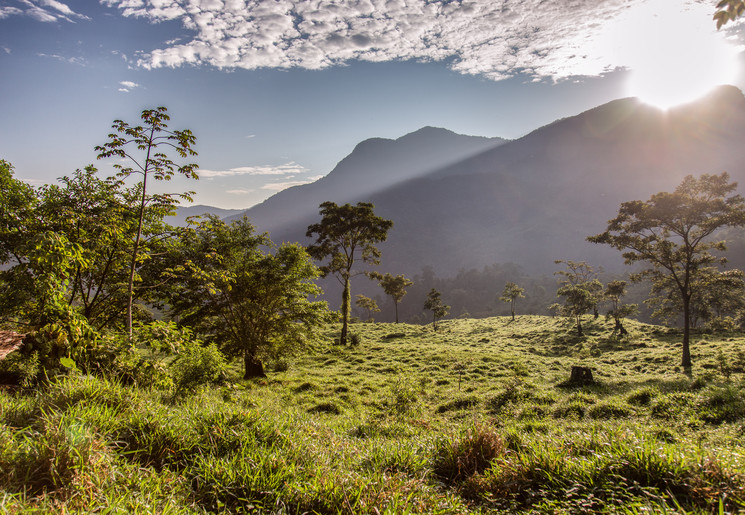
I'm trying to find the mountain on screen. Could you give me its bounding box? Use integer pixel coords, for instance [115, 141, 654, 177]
[171, 205, 245, 227]
[242, 85, 745, 278]
[227, 127, 506, 234]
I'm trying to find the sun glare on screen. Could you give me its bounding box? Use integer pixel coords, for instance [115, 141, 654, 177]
[615, 0, 739, 110]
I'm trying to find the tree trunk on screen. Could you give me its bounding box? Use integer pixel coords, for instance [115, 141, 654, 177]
[394, 300, 399, 324]
[615, 318, 627, 335]
[340, 275, 351, 345]
[576, 316, 583, 337]
[511, 303, 515, 321]
[569, 366, 594, 385]
[243, 353, 266, 379]
[682, 293, 692, 369]
[433, 314, 438, 332]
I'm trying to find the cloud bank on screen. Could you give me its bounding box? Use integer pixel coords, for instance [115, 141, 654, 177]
[100, 0, 729, 81]
[1, 0, 89, 22]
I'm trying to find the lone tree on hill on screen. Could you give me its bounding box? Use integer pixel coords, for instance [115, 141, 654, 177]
[551, 260, 603, 336]
[588, 172, 745, 369]
[95, 107, 198, 338]
[306, 202, 393, 345]
[424, 288, 450, 332]
[499, 282, 525, 321]
[370, 272, 413, 323]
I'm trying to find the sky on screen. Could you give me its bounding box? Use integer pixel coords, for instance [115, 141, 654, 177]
[1, 0, 745, 209]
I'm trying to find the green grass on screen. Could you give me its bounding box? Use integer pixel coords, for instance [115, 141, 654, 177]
[3, 315, 745, 513]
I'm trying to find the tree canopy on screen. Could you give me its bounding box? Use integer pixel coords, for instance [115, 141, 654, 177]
[588, 172, 745, 368]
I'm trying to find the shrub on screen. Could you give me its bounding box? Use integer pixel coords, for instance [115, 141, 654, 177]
[170, 343, 228, 396]
[349, 333, 362, 346]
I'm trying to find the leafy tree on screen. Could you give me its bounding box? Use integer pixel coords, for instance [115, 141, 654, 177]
[95, 107, 198, 338]
[371, 272, 413, 323]
[604, 280, 638, 335]
[499, 281, 525, 321]
[553, 260, 604, 318]
[424, 288, 449, 332]
[306, 202, 393, 345]
[355, 294, 380, 321]
[36, 167, 138, 330]
[0, 160, 40, 268]
[588, 173, 745, 368]
[551, 283, 600, 337]
[645, 267, 745, 330]
[165, 216, 330, 379]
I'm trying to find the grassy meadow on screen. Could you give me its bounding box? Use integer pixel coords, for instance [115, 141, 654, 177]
[3, 315, 745, 513]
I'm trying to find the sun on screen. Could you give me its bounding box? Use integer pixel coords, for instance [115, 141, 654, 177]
[616, 0, 739, 110]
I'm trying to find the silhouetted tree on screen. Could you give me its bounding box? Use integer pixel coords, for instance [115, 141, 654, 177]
[306, 202, 392, 345]
[589, 173, 745, 368]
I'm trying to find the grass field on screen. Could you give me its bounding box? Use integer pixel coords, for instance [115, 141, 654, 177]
[3, 315, 745, 513]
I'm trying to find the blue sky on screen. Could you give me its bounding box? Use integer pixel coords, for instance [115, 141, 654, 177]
[1, 0, 744, 209]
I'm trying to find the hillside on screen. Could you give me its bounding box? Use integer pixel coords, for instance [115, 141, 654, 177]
[228, 127, 506, 236]
[3, 316, 745, 512]
[243, 86, 745, 277]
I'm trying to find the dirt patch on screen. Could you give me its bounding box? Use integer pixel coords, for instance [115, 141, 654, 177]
[0, 330, 25, 360]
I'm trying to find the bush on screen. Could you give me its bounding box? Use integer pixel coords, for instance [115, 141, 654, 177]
[349, 333, 362, 346]
[170, 343, 228, 395]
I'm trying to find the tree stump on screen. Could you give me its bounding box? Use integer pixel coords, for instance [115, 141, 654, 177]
[568, 366, 594, 385]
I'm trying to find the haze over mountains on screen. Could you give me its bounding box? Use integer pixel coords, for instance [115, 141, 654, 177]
[225, 85, 745, 278]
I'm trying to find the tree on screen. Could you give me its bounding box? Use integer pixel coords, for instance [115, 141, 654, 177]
[714, 0, 745, 28]
[588, 173, 745, 368]
[306, 202, 393, 345]
[424, 288, 449, 332]
[551, 283, 599, 337]
[553, 260, 604, 318]
[95, 107, 198, 338]
[355, 294, 380, 321]
[36, 167, 138, 330]
[371, 272, 413, 323]
[645, 267, 745, 330]
[165, 216, 330, 379]
[603, 280, 638, 335]
[499, 282, 525, 321]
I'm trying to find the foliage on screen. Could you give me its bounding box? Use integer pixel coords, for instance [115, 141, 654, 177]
[604, 280, 638, 335]
[95, 107, 198, 337]
[424, 288, 450, 331]
[355, 294, 380, 321]
[714, 0, 745, 28]
[551, 260, 603, 336]
[499, 281, 525, 321]
[170, 342, 228, 396]
[165, 216, 330, 379]
[306, 201, 393, 345]
[371, 272, 414, 323]
[589, 172, 745, 368]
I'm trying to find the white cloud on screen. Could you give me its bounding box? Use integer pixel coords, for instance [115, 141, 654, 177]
[226, 188, 255, 194]
[118, 80, 141, 92]
[101, 0, 738, 82]
[199, 162, 308, 177]
[3, 0, 89, 22]
[37, 52, 87, 65]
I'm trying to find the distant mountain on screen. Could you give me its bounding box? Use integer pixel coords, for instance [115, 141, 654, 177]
[171, 205, 245, 227]
[227, 127, 506, 235]
[242, 85, 745, 278]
